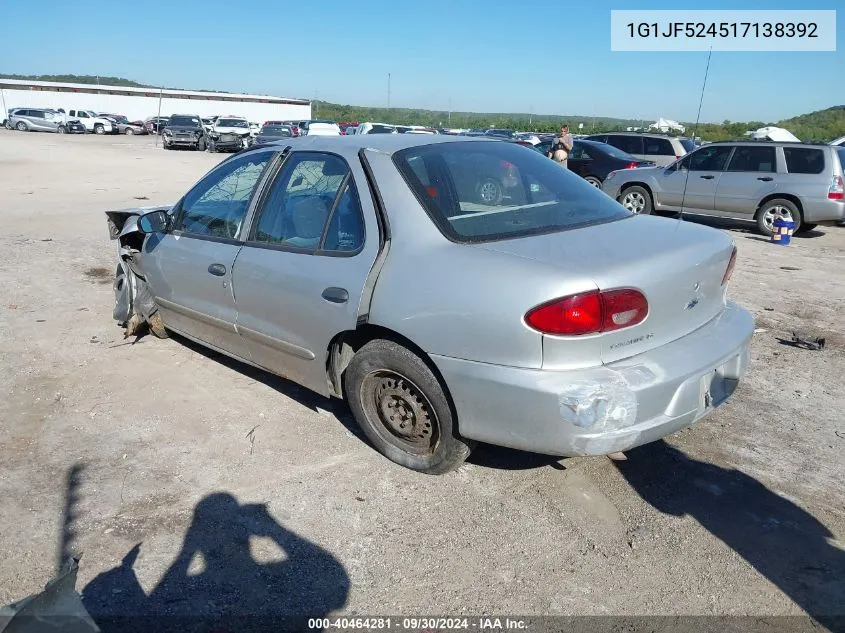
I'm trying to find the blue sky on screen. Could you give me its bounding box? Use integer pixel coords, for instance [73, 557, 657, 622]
[1, 0, 841, 122]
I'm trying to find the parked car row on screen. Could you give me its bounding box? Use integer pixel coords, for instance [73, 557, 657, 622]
[4, 107, 149, 135]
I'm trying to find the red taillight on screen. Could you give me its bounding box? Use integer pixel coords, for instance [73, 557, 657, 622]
[625, 162, 638, 169]
[675, 155, 682, 160]
[525, 289, 648, 336]
[722, 246, 737, 286]
[829, 175, 844, 200]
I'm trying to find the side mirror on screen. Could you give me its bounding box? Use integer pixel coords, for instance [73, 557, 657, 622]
[137, 210, 170, 234]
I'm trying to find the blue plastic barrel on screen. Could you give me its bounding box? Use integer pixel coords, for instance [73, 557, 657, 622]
[771, 217, 796, 245]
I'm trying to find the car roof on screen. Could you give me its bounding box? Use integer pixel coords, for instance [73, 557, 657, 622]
[704, 140, 835, 149]
[251, 134, 501, 155]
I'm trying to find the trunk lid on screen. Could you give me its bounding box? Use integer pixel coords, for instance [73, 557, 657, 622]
[476, 215, 735, 365]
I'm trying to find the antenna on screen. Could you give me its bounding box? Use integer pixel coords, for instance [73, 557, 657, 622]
[679, 47, 713, 223]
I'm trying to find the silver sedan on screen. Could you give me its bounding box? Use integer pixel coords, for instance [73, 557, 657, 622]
[106, 135, 753, 474]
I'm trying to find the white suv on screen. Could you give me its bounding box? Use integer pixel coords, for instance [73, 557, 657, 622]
[66, 110, 114, 134]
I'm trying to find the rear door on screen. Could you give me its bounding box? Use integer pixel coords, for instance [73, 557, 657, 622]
[232, 151, 381, 396]
[142, 148, 278, 356]
[713, 145, 778, 217]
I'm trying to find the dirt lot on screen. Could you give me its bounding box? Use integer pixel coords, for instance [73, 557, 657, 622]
[0, 130, 843, 628]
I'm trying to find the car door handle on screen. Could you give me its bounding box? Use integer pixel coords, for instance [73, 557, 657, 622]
[207, 263, 227, 277]
[322, 287, 349, 304]
[699, 175, 715, 180]
[757, 177, 773, 181]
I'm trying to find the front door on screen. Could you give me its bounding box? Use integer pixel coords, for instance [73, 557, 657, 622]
[141, 148, 278, 356]
[232, 151, 380, 395]
[659, 145, 733, 212]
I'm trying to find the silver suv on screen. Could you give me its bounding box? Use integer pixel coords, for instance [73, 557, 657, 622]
[584, 132, 694, 166]
[7, 108, 63, 133]
[602, 141, 845, 236]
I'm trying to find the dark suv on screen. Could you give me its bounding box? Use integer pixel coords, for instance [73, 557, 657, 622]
[162, 115, 208, 151]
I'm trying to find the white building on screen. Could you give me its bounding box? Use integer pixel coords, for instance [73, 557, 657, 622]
[648, 118, 685, 134]
[0, 79, 311, 123]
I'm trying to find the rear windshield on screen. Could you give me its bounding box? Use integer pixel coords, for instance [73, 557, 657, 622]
[393, 141, 630, 243]
[783, 147, 825, 174]
[589, 141, 635, 161]
[218, 118, 248, 127]
[368, 125, 395, 134]
[679, 139, 696, 152]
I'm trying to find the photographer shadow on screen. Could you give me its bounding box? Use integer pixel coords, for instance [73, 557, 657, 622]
[82, 492, 349, 632]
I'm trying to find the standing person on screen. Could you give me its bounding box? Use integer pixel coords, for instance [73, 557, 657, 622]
[549, 124, 574, 168]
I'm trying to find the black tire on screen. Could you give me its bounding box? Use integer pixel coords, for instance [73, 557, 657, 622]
[617, 185, 653, 215]
[197, 137, 206, 152]
[207, 139, 217, 153]
[15, 121, 28, 132]
[344, 339, 473, 474]
[756, 198, 801, 237]
[125, 127, 134, 135]
[163, 139, 171, 150]
[58, 126, 67, 134]
[584, 175, 602, 188]
[794, 222, 817, 235]
[94, 124, 105, 135]
[147, 312, 169, 339]
[476, 177, 503, 205]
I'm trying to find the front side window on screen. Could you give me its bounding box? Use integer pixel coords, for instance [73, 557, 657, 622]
[176, 150, 274, 239]
[393, 141, 630, 243]
[251, 153, 364, 252]
[783, 147, 825, 174]
[680, 145, 733, 172]
[726, 146, 776, 173]
[78, 111, 89, 118]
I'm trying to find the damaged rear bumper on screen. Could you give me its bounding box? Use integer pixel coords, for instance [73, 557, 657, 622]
[431, 302, 754, 457]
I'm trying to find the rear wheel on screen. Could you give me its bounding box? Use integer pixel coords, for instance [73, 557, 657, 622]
[344, 339, 473, 474]
[756, 198, 801, 237]
[584, 176, 602, 188]
[15, 121, 28, 132]
[618, 185, 653, 215]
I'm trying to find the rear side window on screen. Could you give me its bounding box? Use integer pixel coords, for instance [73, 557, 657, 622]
[393, 141, 630, 243]
[251, 152, 364, 253]
[679, 139, 696, 153]
[644, 137, 675, 156]
[783, 147, 825, 174]
[837, 148, 845, 171]
[726, 146, 776, 173]
[606, 135, 643, 155]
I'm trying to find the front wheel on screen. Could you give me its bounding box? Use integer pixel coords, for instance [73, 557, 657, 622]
[94, 124, 105, 135]
[58, 126, 67, 134]
[756, 198, 801, 237]
[618, 185, 653, 215]
[207, 139, 217, 153]
[125, 127, 134, 135]
[197, 137, 206, 151]
[344, 339, 473, 474]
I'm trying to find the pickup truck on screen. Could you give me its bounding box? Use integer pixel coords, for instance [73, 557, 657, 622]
[66, 110, 115, 134]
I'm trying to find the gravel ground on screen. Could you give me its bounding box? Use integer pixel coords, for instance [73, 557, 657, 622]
[0, 131, 843, 629]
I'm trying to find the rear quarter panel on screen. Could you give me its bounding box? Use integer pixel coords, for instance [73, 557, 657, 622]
[362, 149, 598, 369]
